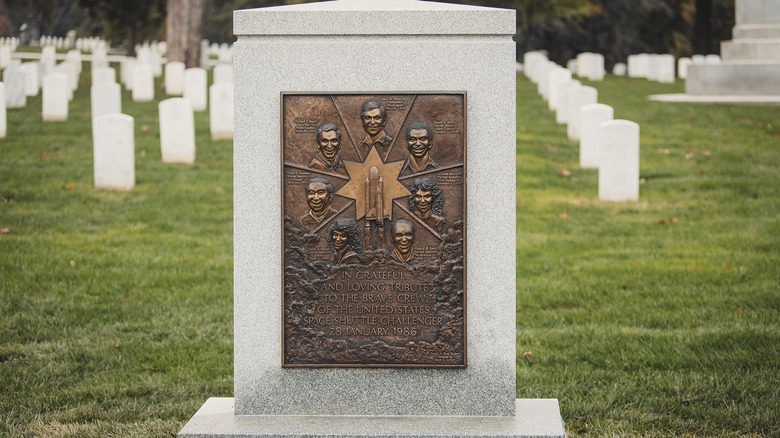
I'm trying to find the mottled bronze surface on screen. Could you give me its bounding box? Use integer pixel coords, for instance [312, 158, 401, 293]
[282, 93, 466, 367]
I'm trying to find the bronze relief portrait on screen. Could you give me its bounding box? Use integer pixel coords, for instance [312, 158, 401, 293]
[282, 93, 466, 367]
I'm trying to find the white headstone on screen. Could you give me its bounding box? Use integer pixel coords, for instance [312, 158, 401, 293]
[164, 61, 185, 95]
[647, 54, 661, 81]
[40, 47, 56, 78]
[577, 53, 591, 77]
[627, 54, 638, 77]
[213, 63, 233, 84]
[555, 80, 581, 125]
[612, 62, 627, 76]
[67, 60, 80, 90]
[121, 58, 136, 90]
[576, 52, 605, 81]
[566, 58, 577, 72]
[66, 50, 82, 75]
[218, 44, 232, 64]
[150, 49, 163, 77]
[629, 53, 650, 78]
[523, 51, 547, 83]
[589, 54, 605, 80]
[50, 64, 72, 101]
[183, 67, 207, 111]
[132, 64, 154, 102]
[136, 46, 151, 66]
[209, 82, 234, 140]
[599, 120, 640, 202]
[705, 54, 722, 64]
[566, 85, 597, 141]
[0, 83, 6, 138]
[91, 48, 109, 72]
[91, 82, 122, 122]
[42, 73, 69, 121]
[677, 57, 692, 79]
[691, 54, 706, 65]
[536, 60, 556, 98]
[579, 103, 614, 169]
[93, 113, 135, 191]
[92, 67, 116, 85]
[547, 67, 572, 111]
[21, 62, 40, 96]
[657, 54, 676, 83]
[159, 97, 195, 164]
[200, 39, 210, 69]
[4, 67, 28, 108]
[0, 45, 11, 69]
[54, 62, 77, 99]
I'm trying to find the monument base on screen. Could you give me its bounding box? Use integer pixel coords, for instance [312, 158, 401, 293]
[178, 398, 566, 438]
[648, 93, 780, 105]
[684, 63, 780, 96]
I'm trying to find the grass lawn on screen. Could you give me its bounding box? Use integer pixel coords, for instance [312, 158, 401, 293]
[516, 76, 780, 436]
[1, 67, 233, 437]
[1, 63, 778, 437]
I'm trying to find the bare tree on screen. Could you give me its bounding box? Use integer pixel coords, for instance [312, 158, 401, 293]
[167, 0, 205, 68]
[693, 0, 712, 54]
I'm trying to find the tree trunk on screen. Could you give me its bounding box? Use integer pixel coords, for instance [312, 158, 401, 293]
[126, 23, 136, 57]
[693, 0, 712, 54]
[167, 0, 205, 68]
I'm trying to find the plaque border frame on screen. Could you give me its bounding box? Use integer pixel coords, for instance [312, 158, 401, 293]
[279, 91, 468, 369]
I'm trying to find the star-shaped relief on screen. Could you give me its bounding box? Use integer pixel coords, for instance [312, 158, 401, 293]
[336, 146, 410, 221]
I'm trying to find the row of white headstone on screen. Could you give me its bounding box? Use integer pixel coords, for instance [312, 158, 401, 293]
[91, 83, 233, 192]
[24, 50, 234, 130]
[613, 53, 722, 81]
[32, 36, 229, 72]
[0, 62, 75, 133]
[129, 39, 233, 72]
[135, 41, 169, 57]
[91, 92, 193, 191]
[120, 60, 233, 108]
[523, 51, 640, 202]
[91, 89, 233, 191]
[205, 41, 234, 62]
[0, 46, 15, 69]
[113, 43, 232, 94]
[37, 35, 108, 53]
[0, 41, 108, 75]
[0, 38, 19, 50]
[131, 39, 233, 61]
[0, 52, 81, 117]
[93, 55, 234, 189]
[0, 46, 234, 190]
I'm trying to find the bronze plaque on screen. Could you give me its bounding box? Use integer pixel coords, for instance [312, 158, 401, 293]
[282, 93, 466, 367]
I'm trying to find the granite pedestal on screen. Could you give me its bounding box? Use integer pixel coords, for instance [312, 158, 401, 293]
[179, 398, 565, 438]
[179, 1, 564, 436]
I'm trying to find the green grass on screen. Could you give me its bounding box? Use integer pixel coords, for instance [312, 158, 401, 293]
[1, 66, 233, 437]
[1, 63, 779, 437]
[516, 76, 780, 437]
